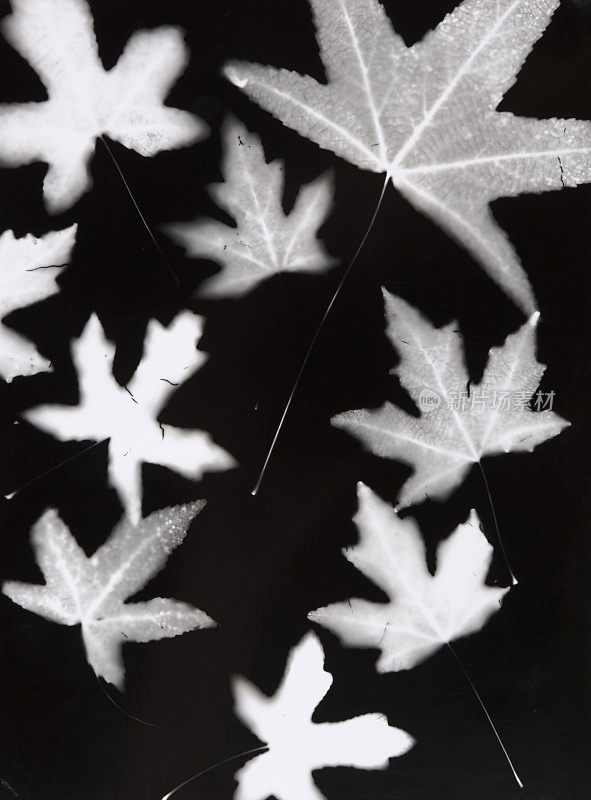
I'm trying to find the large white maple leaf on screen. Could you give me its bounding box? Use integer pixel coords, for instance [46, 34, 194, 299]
[309, 484, 508, 672]
[166, 116, 335, 297]
[23, 312, 235, 523]
[231, 631, 413, 800]
[333, 291, 569, 508]
[0, 224, 76, 382]
[225, 0, 591, 312]
[2, 501, 215, 689]
[0, 0, 206, 212]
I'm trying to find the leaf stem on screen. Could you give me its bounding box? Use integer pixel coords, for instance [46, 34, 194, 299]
[98, 136, 179, 286]
[446, 642, 523, 788]
[4, 439, 106, 500]
[477, 461, 518, 586]
[251, 173, 391, 495]
[160, 745, 269, 800]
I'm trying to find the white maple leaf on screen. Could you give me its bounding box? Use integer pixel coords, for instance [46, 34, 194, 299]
[0, 224, 77, 382]
[2, 501, 215, 689]
[23, 312, 235, 524]
[333, 291, 569, 508]
[224, 0, 591, 312]
[0, 0, 206, 212]
[166, 116, 335, 297]
[309, 483, 508, 672]
[231, 631, 414, 800]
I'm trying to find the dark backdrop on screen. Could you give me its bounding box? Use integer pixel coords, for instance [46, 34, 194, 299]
[0, 1, 590, 798]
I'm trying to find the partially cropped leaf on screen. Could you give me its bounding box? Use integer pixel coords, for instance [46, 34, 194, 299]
[333, 291, 569, 508]
[225, 0, 591, 312]
[0, 224, 76, 382]
[0, 0, 206, 211]
[232, 631, 413, 800]
[24, 312, 235, 523]
[3, 502, 214, 689]
[309, 483, 508, 672]
[167, 116, 335, 297]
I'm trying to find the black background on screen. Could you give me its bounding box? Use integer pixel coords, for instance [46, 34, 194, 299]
[0, 1, 590, 798]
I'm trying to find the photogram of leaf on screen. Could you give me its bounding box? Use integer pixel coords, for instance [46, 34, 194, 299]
[0, 224, 77, 382]
[310, 483, 508, 672]
[166, 116, 336, 298]
[231, 631, 413, 800]
[0, 0, 206, 212]
[23, 312, 235, 524]
[3, 501, 214, 689]
[225, 0, 591, 312]
[333, 291, 569, 508]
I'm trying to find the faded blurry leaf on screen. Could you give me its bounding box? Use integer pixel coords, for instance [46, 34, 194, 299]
[0, 0, 207, 211]
[24, 312, 235, 523]
[232, 631, 414, 800]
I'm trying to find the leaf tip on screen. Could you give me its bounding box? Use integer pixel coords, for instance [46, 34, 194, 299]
[223, 62, 249, 89]
[529, 311, 541, 328]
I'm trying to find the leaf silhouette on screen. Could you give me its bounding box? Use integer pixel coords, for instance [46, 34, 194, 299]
[3, 502, 215, 689]
[332, 290, 569, 508]
[0, 0, 206, 211]
[23, 312, 235, 523]
[0, 224, 77, 382]
[166, 116, 335, 297]
[309, 483, 508, 672]
[231, 631, 414, 800]
[225, 0, 591, 312]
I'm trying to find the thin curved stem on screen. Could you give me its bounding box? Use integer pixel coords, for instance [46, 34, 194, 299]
[99, 136, 179, 286]
[161, 746, 269, 800]
[477, 461, 518, 586]
[446, 642, 523, 788]
[95, 672, 167, 730]
[4, 439, 106, 500]
[252, 173, 391, 495]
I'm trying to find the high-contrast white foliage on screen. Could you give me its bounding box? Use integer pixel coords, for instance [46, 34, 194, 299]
[333, 291, 569, 508]
[225, 0, 591, 312]
[232, 632, 414, 800]
[23, 312, 235, 524]
[0, 0, 206, 211]
[167, 117, 335, 297]
[3, 502, 215, 689]
[310, 484, 508, 672]
[0, 224, 77, 382]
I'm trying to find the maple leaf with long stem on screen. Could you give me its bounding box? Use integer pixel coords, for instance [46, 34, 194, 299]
[333, 290, 569, 509]
[166, 116, 336, 297]
[23, 312, 235, 524]
[231, 631, 414, 800]
[309, 483, 523, 787]
[3, 502, 215, 689]
[0, 0, 206, 211]
[0, 224, 77, 382]
[225, 0, 591, 312]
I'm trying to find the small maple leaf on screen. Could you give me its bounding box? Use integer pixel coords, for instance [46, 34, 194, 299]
[333, 291, 569, 508]
[309, 484, 508, 672]
[2, 502, 215, 689]
[23, 312, 235, 523]
[225, 0, 591, 312]
[166, 116, 336, 297]
[231, 631, 414, 800]
[0, 0, 206, 211]
[0, 224, 77, 382]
